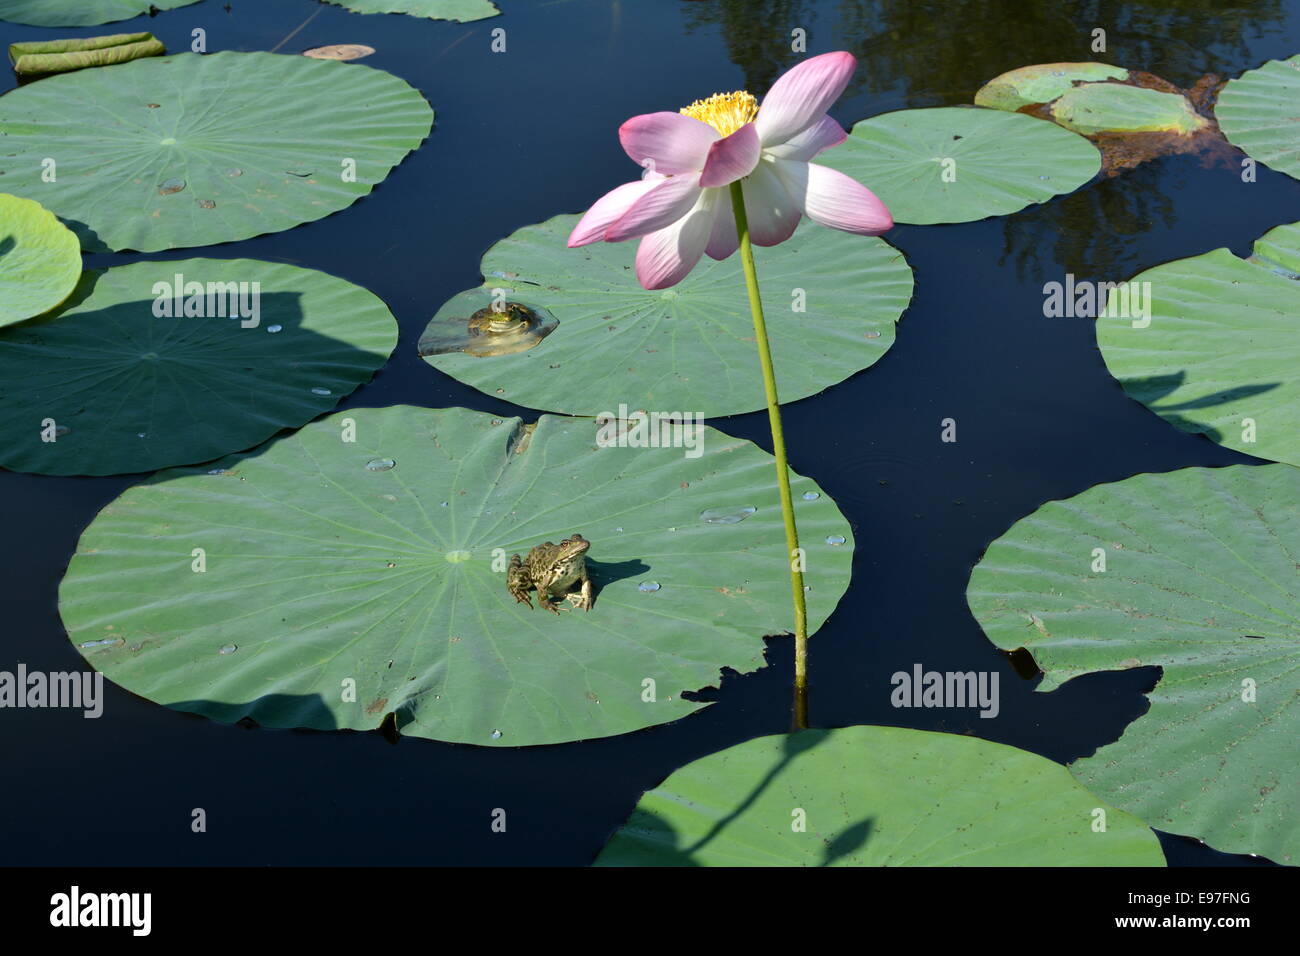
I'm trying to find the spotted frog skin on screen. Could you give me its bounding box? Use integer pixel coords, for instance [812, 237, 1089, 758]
[507, 534, 594, 614]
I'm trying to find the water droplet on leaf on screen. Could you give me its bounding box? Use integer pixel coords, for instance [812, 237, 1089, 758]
[700, 505, 757, 524]
[79, 637, 124, 649]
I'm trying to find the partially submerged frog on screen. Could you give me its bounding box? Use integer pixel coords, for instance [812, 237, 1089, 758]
[507, 534, 594, 614]
[467, 302, 535, 334]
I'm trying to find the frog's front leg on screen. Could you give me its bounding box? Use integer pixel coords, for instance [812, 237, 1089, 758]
[566, 567, 594, 611]
[537, 589, 562, 615]
[506, 555, 533, 609]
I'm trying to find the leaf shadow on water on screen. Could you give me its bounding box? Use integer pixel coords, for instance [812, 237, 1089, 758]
[1119, 370, 1279, 445]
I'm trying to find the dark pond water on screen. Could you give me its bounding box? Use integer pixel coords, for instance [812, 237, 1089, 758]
[2, 0, 1296, 866]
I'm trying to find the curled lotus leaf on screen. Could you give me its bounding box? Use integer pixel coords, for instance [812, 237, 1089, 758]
[1049, 84, 1210, 136]
[0, 194, 81, 328]
[974, 62, 1129, 111]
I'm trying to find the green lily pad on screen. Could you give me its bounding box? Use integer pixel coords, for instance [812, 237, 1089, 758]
[323, 0, 499, 20]
[0, 257, 397, 476]
[1097, 220, 1299, 466]
[595, 726, 1166, 865]
[974, 62, 1129, 112]
[1049, 83, 1209, 135]
[1216, 54, 1300, 182]
[967, 464, 1299, 863]
[59, 406, 855, 747]
[818, 107, 1100, 225]
[421, 216, 913, 417]
[0, 194, 80, 328]
[0, 52, 433, 253]
[0, 0, 199, 26]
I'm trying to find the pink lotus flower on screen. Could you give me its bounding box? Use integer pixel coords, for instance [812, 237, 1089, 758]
[567, 51, 892, 289]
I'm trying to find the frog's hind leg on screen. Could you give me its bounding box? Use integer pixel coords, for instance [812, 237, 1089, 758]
[506, 555, 533, 609]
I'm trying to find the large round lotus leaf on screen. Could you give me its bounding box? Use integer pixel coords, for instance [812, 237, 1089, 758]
[0, 258, 397, 476]
[1097, 220, 1299, 466]
[0, 52, 433, 253]
[0, 194, 81, 328]
[1049, 83, 1208, 135]
[595, 726, 1166, 866]
[974, 62, 1129, 111]
[1217, 54, 1300, 182]
[421, 216, 913, 417]
[323, 0, 498, 20]
[967, 465, 1299, 863]
[0, 0, 199, 26]
[817, 107, 1100, 225]
[59, 406, 854, 747]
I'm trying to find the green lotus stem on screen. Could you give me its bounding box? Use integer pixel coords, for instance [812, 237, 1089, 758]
[729, 179, 809, 730]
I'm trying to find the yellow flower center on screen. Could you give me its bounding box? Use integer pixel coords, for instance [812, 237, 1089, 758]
[679, 90, 759, 137]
